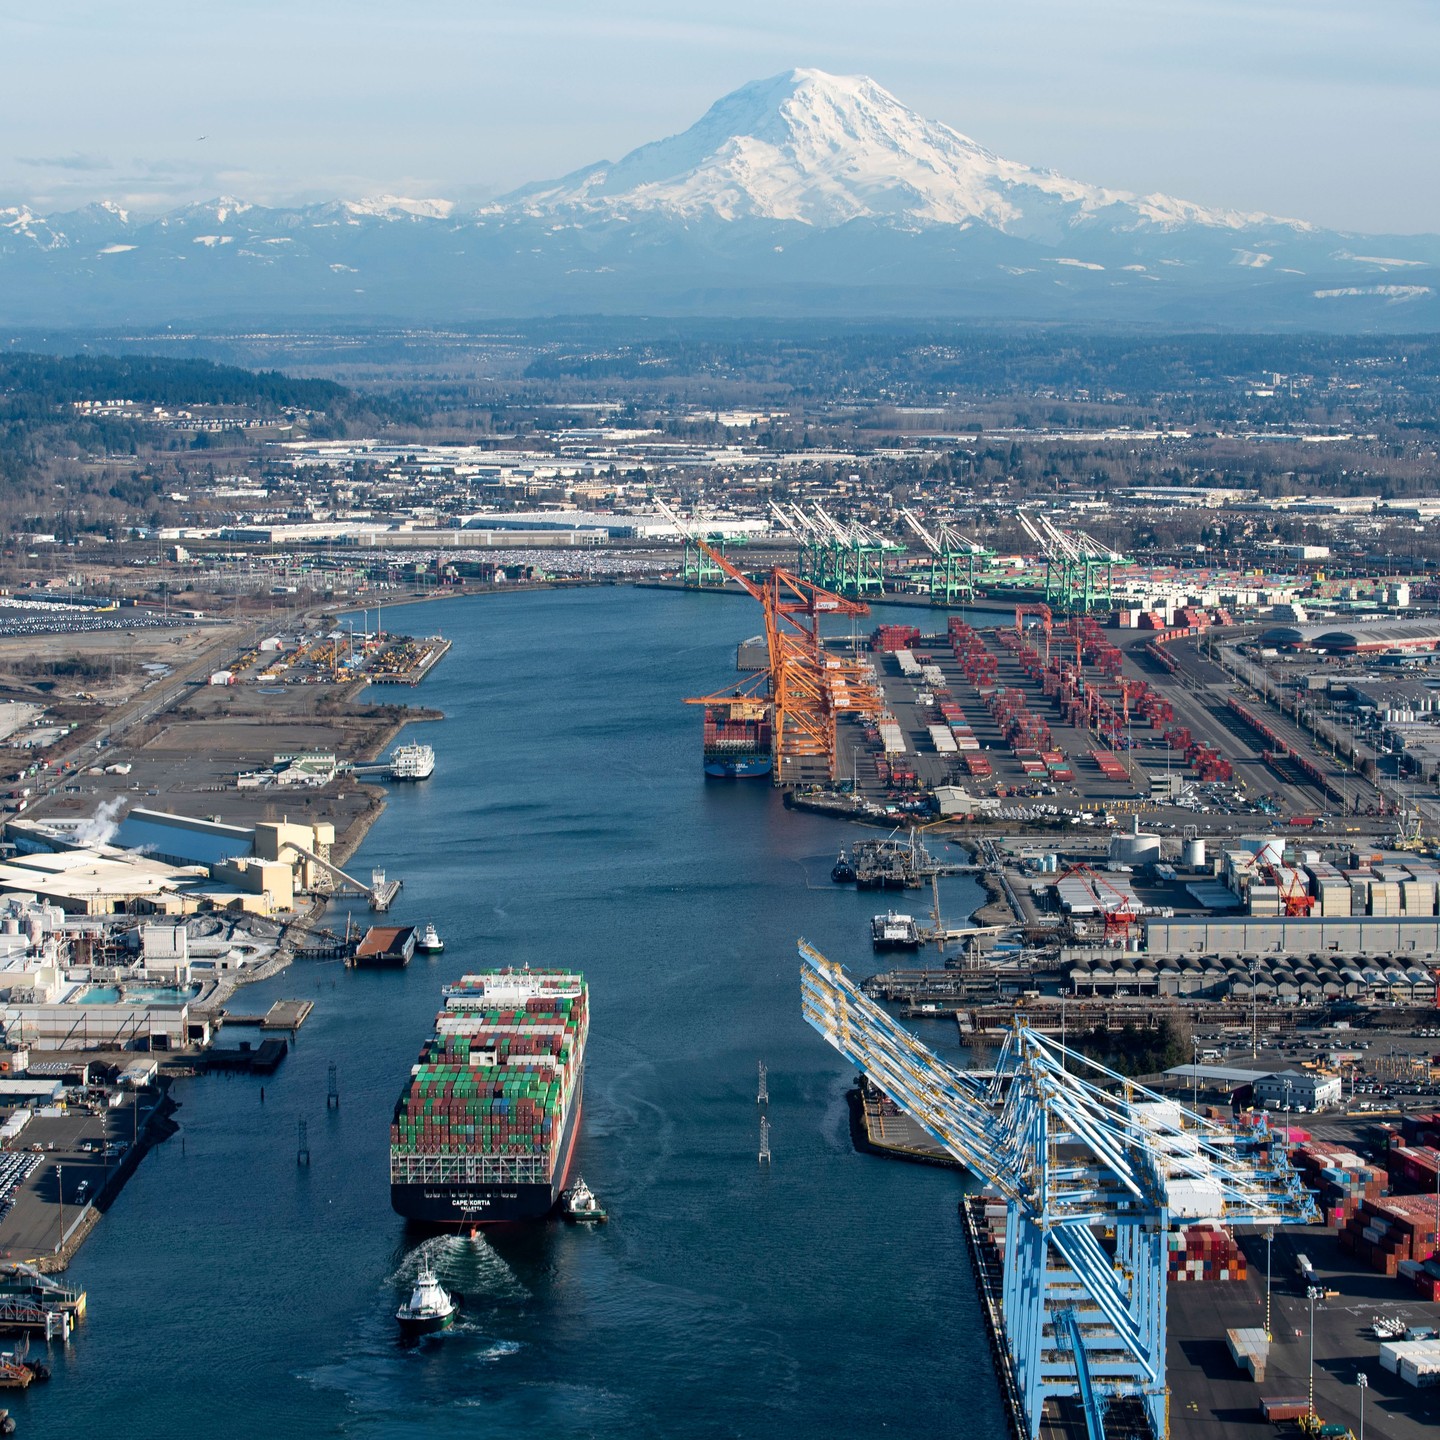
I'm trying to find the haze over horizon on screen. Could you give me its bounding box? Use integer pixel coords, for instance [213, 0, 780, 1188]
[5, 0, 1439, 234]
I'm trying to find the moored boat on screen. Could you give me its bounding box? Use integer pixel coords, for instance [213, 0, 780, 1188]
[702, 699, 773, 779]
[870, 911, 921, 951]
[831, 850, 857, 884]
[390, 743, 436, 781]
[415, 922, 445, 955]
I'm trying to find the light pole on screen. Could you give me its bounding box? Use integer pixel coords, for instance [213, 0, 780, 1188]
[55, 1163, 63, 1254]
[1357, 1371, 1368, 1440]
[1251, 958, 1260, 1058]
[1307, 1285, 1322, 1422]
[1284, 1077, 1293, 1141]
[1263, 1227, 1275, 1340]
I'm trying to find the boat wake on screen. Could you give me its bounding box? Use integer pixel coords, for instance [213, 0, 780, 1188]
[388, 1233, 529, 1304]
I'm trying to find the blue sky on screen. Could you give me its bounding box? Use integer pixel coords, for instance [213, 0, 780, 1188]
[4, 0, 1438, 232]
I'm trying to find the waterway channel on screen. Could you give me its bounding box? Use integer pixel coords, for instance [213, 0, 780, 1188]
[39, 586, 1007, 1440]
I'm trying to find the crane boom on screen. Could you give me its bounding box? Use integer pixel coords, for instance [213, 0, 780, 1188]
[899, 507, 940, 555]
[661, 500, 879, 784]
[800, 939, 1315, 1440]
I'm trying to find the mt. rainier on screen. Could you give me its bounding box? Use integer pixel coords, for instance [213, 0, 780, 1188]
[503, 69, 1295, 240]
[0, 68, 1436, 329]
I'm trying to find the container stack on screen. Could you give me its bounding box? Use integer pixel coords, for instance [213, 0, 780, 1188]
[1259, 1396, 1309, 1422]
[1167, 1224, 1249, 1282]
[1291, 1140, 1388, 1227]
[1387, 1144, 1440, 1196]
[1380, 1338, 1440, 1387]
[1039, 749, 1074, 782]
[1226, 1327, 1269, 1382]
[1401, 1113, 1440, 1148]
[871, 624, 921, 653]
[390, 970, 586, 1169]
[947, 619, 997, 689]
[1338, 1195, 1440, 1277]
[1092, 749, 1130, 784]
[878, 716, 907, 756]
[927, 724, 959, 756]
[1398, 1256, 1440, 1301]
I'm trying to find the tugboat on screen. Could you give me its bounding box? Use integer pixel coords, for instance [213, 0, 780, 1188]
[395, 1267, 458, 1335]
[561, 1177, 608, 1223]
[831, 850, 857, 884]
[415, 922, 445, 955]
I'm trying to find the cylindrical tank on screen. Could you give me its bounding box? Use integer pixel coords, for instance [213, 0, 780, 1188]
[1109, 830, 1162, 866]
[1182, 836, 1207, 869]
[1241, 835, 1285, 867]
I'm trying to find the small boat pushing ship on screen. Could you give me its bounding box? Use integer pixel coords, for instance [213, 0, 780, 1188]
[562, 1177, 607, 1223]
[831, 850, 857, 884]
[396, 1268, 458, 1335]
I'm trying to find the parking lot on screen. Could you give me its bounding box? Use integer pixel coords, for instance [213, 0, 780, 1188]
[0, 1092, 156, 1265]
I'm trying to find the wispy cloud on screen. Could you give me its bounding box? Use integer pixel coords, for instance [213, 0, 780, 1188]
[16, 153, 112, 172]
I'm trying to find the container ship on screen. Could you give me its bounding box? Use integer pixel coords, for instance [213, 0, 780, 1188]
[389, 968, 587, 1225]
[703, 699, 773, 779]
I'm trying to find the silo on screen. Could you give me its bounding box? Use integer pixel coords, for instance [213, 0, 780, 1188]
[1182, 836, 1207, 869]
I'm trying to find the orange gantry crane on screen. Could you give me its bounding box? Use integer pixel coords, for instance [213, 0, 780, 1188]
[1015, 602, 1054, 664]
[659, 503, 884, 785]
[1061, 861, 1143, 942]
[1264, 862, 1316, 917]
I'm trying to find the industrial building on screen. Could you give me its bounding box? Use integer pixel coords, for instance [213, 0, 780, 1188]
[1263, 617, 1440, 654]
[1064, 932, 1439, 1001]
[6, 809, 341, 915]
[1253, 1068, 1343, 1112]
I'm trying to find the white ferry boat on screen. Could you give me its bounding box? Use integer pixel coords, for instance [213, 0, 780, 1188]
[390, 743, 435, 781]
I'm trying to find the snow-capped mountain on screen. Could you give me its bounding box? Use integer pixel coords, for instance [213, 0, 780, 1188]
[503, 68, 1299, 240]
[0, 68, 1436, 329]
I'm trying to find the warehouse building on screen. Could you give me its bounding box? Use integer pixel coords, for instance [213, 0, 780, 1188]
[1262, 619, 1440, 655]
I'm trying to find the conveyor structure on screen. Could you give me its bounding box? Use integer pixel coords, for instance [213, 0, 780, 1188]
[799, 940, 1315, 1440]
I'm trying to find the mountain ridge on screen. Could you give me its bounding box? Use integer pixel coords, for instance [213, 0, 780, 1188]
[0, 68, 1436, 330]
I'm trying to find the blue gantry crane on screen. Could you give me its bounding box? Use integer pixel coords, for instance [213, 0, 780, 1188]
[799, 940, 1316, 1440]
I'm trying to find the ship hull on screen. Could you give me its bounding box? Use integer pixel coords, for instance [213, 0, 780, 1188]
[704, 756, 773, 778]
[391, 1074, 584, 1227]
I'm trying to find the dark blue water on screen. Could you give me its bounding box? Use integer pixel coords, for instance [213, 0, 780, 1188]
[38, 588, 1007, 1440]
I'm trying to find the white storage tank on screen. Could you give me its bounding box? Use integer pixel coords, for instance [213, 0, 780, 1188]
[1109, 817, 1162, 867]
[1182, 836, 1207, 869]
[1241, 835, 1285, 868]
